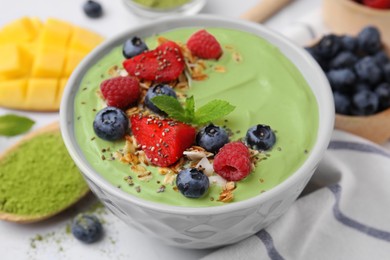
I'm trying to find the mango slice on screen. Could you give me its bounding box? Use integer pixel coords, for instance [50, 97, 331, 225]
[69, 27, 104, 53]
[0, 17, 103, 111]
[25, 79, 58, 110]
[0, 79, 28, 109]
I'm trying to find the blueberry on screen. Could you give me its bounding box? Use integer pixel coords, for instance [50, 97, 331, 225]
[373, 51, 389, 66]
[326, 69, 356, 93]
[354, 82, 372, 92]
[196, 124, 229, 154]
[354, 57, 382, 85]
[350, 89, 379, 115]
[122, 36, 148, 59]
[83, 0, 103, 18]
[176, 168, 209, 198]
[375, 83, 390, 111]
[357, 26, 382, 55]
[333, 92, 351, 115]
[245, 124, 276, 151]
[329, 52, 358, 69]
[71, 214, 103, 243]
[312, 34, 342, 59]
[144, 84, 177, 114]
[305, 47, 328, 71]
[384, 62, 390, 82]
[340, 35, 357, 52]
[93, 107, 129, 141]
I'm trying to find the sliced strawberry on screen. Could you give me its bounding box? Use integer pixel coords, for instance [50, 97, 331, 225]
[130, 115, 196, 167]
[100, 76, 140, 109]
[187, 29, 222, 59]
[123, 41, 185, 83]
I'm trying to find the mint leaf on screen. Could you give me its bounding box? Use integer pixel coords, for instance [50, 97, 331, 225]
[194, 100, 235, 125]
[150, 96, 189, 123]
[0, 114, 35, 137]
[184, 96, 195, 120]
[150, 95, 235, 125]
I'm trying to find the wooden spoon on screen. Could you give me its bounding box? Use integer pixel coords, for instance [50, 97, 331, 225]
[0, 122, 90, 224]
[240, 0, 292, 23]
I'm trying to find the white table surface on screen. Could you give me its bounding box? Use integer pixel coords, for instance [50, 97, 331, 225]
[0, 0, 321, 259]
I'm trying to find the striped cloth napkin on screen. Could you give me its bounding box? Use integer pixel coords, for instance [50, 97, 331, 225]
[203, 10, 390, 260]
[203, 130, 390, 259]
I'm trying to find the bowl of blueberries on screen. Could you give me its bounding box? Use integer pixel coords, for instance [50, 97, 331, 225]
[306, 26, 390, 143]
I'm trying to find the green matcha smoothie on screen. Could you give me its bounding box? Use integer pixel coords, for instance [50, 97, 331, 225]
[132, 0, 190, 9]
[74, 28, 318, 207]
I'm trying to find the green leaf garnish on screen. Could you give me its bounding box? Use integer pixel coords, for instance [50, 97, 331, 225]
[150, 95, 235, 125]
[193, 100, 235, 125]
[0, 114, 35, 137]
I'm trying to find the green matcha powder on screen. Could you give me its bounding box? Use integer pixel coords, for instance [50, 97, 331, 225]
[0, 132, 88, 216]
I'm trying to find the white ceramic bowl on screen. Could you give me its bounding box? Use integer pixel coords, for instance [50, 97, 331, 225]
[60, 15, 334, 249]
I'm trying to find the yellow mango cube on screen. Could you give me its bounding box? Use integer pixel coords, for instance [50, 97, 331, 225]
[30, 17, 43, 34]
[1, 17, 37, 43]
[55, 78, 68, 108]
[69, 27, 103, 53]
[39, 18, 73, 49]
[25, 78, 58, 110]
[0, 79, 28, 109]
[32, 47, 66, 77]
[0, 44, 31, 77]
[63, 50, 88, 77]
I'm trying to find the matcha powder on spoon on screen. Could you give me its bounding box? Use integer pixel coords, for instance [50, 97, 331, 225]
[0, 131, 89, 218]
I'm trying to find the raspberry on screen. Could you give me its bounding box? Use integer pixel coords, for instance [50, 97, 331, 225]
[123, 41, 185, 83]
[213, 142, 252, 181]
[187, 29, 223, 59]
[100, 76, 140, 109]
[362, 0, 390, 9]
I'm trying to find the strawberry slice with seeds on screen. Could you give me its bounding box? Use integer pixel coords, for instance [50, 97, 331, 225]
[100, 76, 140, 109]
[130, 115, 196, 167]
[123, 41, 185, 83]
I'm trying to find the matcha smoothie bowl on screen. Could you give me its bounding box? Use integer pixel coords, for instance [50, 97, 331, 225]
[60, 16, 334, 249]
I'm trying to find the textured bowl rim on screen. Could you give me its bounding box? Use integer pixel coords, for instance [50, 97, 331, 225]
[60, 15, 334, 215]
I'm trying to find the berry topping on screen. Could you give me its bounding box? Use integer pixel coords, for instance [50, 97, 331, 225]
[130, 115, 196, 167]
[329, 52, 358, 69]
[326, 69, 357, 93]
[362, 0, 390, 9]
[340, 35, 357, 53]
[144, 84, 177, 114]
[187, 29, 223, 59]
[245, 124, 276, 151]
[213, 142, 252, 182]
[373, 51, 389, 66]
[384, 63, 390, 82]
[354, 57, 382, 85]
[375, 83, 390, 111]
[100, 76, 140, 109]
[71, 213, 103, 243]
[176, 168, 209, 198]
[122, 36, 148, 59]
[123, 41, 185, 83]
[350, 89, 379, 115]
[312, 34, 341, 59]
[333, 92, 351, 115]
[93, 107, 129, 141]
[196, 124, 229, 154]
[83, 0, 103, 18]
[357, 26, 382, 54]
